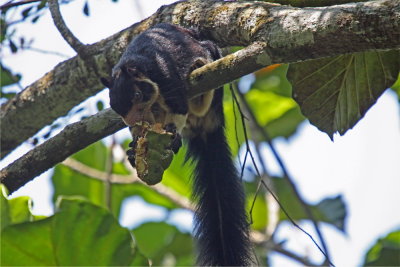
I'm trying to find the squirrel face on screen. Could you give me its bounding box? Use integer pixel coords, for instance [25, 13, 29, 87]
[103, 65, 161, 126]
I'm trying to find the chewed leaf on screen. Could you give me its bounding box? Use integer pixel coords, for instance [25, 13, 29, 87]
[288, 50, 399, 139]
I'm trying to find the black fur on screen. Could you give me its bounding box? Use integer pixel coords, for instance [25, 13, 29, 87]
[186, 89, 252, 266]
[104, 23, 252, 266]
[111, 23, 214, 115]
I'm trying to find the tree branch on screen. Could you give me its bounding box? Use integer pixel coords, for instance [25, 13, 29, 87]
[0, 0, 40, 10]
[0, 109, 126, 192]
[270, 242, 321, 266]
[62, 157, 193, 210]
[48, 0, 90, 57]
[1, 0, 398, 158]
[266, 0, 369, 7]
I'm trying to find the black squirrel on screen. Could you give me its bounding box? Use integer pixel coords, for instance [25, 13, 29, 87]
[101, 23, 252, 266]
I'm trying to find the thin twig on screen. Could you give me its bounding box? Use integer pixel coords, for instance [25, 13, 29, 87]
[0, 0, 40, 10]
[231, 93, 243, 168]
[62, 157, 193, 210]
[25, 46, 71, 58]
[254, 142, 280, 236]
[235, 87, 334, 266]
[48, 0, 90, 57]
[63, 157, 134, 184]
[104, 136, 116, 211]
[270, 242, 321, 266]
[231, 84, 335, 266]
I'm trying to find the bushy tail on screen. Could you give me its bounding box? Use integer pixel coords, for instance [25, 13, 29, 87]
[187, 126, 252, 266]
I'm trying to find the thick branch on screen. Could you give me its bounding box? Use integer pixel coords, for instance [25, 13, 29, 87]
[266, 0, 368, 7]
[0, 109, 125, 192]
[1, 0, 398, 158]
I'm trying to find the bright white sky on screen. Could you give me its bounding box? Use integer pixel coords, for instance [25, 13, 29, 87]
[1, 1, 399, 266]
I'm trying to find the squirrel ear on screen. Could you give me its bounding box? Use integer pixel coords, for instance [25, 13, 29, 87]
[120, 64, 138, 76]
[100, 77, 112, 88]
[126, 67, 138, 77]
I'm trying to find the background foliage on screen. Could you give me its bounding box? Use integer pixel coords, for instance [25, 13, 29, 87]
[1, 0, 399, 266]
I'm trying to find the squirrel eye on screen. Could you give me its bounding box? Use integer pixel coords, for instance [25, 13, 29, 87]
[133, 91, 142, 102]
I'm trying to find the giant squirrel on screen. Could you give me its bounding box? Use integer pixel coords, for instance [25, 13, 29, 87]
[101, 23, 252, 266]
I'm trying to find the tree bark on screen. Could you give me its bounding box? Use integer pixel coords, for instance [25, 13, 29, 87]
[0, 109, 125, 193]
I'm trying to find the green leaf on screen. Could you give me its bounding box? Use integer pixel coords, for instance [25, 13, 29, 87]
[52, 141, 109, 208]
[1, 218, 57, 266]
[246, 89, 298, 126]
[31, 15, 40, 23]
[0, 18, 7, 44]
[363, 230, 400, 266]
[132, 222, 177, 258]
[21, 7, 33, 18]
[252, 64, 292, 97]
[72, 140, 108, 170]
[248, 61, 307, 140]
[83, 1, 90, 16]
[1, 63, 21, 89]
[52, 141, 179, 217]
[132, 222, 194, 265]
[247, 178, 347, 232]
[1, 185, 34, 231]
[112, 182, 178, 211]
[314, 195, 346, 232]
[163, 229, 194, 266]
[96, 100, 104, 111]
[9, 39, 17, 53]
[37, 0, 47, 11]
[1, 197, 137, 266]
[264, 106, 305, 139]
[52, 164, 106, 208]
[246, 191, 267, 231]
[288, 50, 400, 138]
[162, 145, 192, 199]
[390, 73, 400, 100]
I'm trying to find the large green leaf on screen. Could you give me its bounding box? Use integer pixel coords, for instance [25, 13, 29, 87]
[51, 141, 110, 210]
[246, 178, 347, 232]
[265, 106, 305, 139]
[1, 185, 35, 231]
[52, 141, 179, 219]
[274, 178, 347, 232]
[52, 163, 106, 209]
[1, 197, 142, 266]
[363, 230, 400, 266]
[132, 222, 194, 266]
[246, 90, 297, 127]
[288, 50, 400, 138]
[250, 64, 305, 139]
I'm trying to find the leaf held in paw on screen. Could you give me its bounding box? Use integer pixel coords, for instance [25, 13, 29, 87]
[133, 123, 175, 185]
